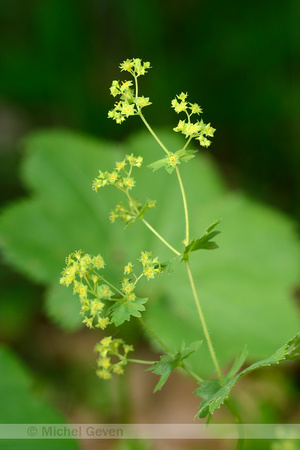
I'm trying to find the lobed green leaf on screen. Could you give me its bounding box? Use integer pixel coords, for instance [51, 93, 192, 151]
[149, 340, 202, 393]
[183, 219, 221, 260]
[195, 332, 300, 418]
[109, 297, 148, 326]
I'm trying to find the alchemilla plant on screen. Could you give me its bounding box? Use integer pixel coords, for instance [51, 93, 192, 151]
[60, 58, 300, 425]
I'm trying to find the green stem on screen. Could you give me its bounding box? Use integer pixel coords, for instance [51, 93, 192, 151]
[138, 317, 171, 354]
[181, 363, 204, 382]
[142, 219, 181, 255]
[96, 274, 124, 298]
[128, 358, 155, 365]
[138, 111, 170, 155]
[226, 398, 244, 449]
[182, 136, 192, 152]
[125, 190, 180, 255]
[175, 166, 189, 245]
[185, 260, 224, 385]
[137, 98, 224, 386]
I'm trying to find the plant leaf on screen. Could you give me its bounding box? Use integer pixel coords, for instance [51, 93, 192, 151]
[149, 340, 202, 392]
[0, 346, 79, 449]
[225, 346, 248, 381]
[195, 332, 300, 417]
[147, 158, 167, 172]
[109, 297, 148, 326]
[176, 149, 197, 162]
[183, 219, 221, 260]
[159, 254, 183, 274]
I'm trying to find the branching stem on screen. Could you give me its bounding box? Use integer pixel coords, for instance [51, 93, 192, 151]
[138, 317, 171, 354]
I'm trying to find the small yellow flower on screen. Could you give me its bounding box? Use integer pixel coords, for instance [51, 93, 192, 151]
[93, 255, 105, 269]
[96, 369, 111, 380]
[144, 267, 155, 279]
[96, 317, 110, 330]
[100, 357, 111, 369]
[116, 160, 126, 171]
[83, 317, 94, 329]
[101, 336, 112, 347]
[113, 365, 124, 375]
[78, 284, 87, 297]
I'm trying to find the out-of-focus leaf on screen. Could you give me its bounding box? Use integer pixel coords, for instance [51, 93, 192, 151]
[0, 346, 79, 449]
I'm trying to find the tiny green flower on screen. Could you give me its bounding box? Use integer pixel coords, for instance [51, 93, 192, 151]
[96, 316, 110, 330]
[96, 369, 111, 380]
[124, 262, 134, 274]
[122, 177, 135, 190]
[98, 284, 113, 299]
[93, 255, 105, 269]
[167, 153, 180, 167]
[78, 284, 88, 298]
[120, 80, 133, 92]
[121, 103, 135, 117]
[101, 336, 112, 347]
[113, 365, 124, 375]
[83, 317, 94, 329]
[136, 96, 151, 108]
[190, 103, 203, 114]
[115, 160, 126, 171]
[109, 80, 120, 97]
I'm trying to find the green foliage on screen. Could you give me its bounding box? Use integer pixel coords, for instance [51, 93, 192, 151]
[148, 149, 197, 173]
[149, 341, 202, 393]
[183, 219, 222, 260]
[0, 346, 79, 449]
[195, 332, 300, 417]
[109, 297, 148, 326]
[0, 130, 298, 372]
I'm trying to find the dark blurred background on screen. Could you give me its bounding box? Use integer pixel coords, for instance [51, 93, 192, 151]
[0, 0, 299, 218]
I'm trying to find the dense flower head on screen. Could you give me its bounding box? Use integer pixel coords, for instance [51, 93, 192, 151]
[92, 152, 156, 226]
[60, 250, 111, 330]
[92, 154, 143, 193]
[119, 58, 151, 77]
[139, 251, 163, 280]
[171, 92, 216, 147]
[94, 337, 134, 380]
[108, 59, 152, 124]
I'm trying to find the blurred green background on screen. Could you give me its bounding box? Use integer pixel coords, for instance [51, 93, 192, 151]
[1, 0, 299, 215]
[0, 1, 299, 449]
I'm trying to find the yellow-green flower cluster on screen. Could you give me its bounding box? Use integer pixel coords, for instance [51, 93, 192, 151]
[92, 153, 156, 226]
[139, 251, 163, 280]
[92, 153, 142, 193]
[172, 92, 216, 147]
[119, 58, 151, 77]
[94, 337, 133, 380]
[119, 251, 162, 298]
[109, 199, 156, 226]
[108, 59, 152, 124]
[60, 250, 111, 330]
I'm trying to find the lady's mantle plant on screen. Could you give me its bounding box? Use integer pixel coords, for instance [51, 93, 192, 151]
[60, 58, 300, 422]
